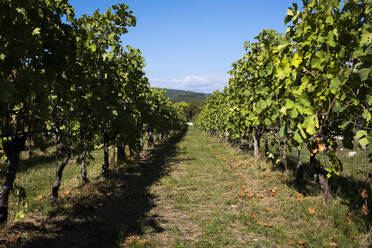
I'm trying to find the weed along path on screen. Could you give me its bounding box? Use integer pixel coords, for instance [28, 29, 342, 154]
[0, 127, 366, 247]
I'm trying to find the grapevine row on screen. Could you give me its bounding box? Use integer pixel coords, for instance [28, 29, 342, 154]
[196, 0, 371, 202]
[0, 0, 186, 223]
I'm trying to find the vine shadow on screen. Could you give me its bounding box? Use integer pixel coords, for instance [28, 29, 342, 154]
[0, 152, 58, 180]
[19, 153, 58, 173]
[3, 128, 187, 248]
[280, 155, 372, 232]
[329, 174, 372, 230]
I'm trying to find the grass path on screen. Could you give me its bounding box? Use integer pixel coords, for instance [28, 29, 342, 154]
[0, 127, 370, 247]
[132, 127, 366, 247]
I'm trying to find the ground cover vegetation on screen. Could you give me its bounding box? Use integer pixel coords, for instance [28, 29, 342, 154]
[2, 127, 371, 247]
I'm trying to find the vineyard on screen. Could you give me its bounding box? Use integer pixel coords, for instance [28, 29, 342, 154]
[0, 0, 371, 247]
[0, 127, 370, 247]
[0, 0, 186, 226]
[196, 0, 371, 208]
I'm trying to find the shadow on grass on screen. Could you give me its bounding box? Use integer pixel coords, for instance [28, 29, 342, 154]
[0, 153, 59, 180]
[19, 153, 59, 173]
[329, 174, 371, 231]
[3, 129, 187, 248]
[279, 155, 372, 232]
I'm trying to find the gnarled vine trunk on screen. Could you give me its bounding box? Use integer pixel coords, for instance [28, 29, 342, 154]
[51, 144, 71, 202]
[27, 136, 32, 159]
[296, 149, 304, 185]
[263, 133, 269, 156]
[0, 137, 25, 223]
[279, 136, 287, 171]
[80, 150, 89, 184]
[147, 131, 154, 147]
[239, 137, 244, 151]
[111, 145, 116, 164]
[310, 154, 331, 203]
[129, 147, 134, 157]
[117, 144, 126, 163]
[253, 128, 260, 158]
[101, 135, 109, 176]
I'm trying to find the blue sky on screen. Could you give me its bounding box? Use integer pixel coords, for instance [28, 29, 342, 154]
[69, 0, 299, 93]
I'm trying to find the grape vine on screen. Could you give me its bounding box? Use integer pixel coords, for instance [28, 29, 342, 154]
[196, 0, 371, 202]
[0, 0, 186, 222]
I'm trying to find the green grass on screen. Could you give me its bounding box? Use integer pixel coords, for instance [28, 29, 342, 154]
[138, 127, 370, 247]
[0, 127, 371, 247]
[2, 147, 103, 221]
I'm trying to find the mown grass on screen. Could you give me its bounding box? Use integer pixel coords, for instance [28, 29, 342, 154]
[1, 147, 103, 221]
[136, 127, 371, 247]
[263, 134, 372, 233]
[0, 130, 186, 247]
[0, 127, 370, 247]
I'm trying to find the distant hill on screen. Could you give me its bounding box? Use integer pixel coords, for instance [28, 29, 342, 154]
[164, 89, 209, 102]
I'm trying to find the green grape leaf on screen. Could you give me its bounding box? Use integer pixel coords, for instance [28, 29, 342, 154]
[356, 130, 367, 139]
[330, 77, 341, 93]
[292, 52, 303, 68]
[362, 109, 371, 123]
[297, 123, 307, 139]
[311, 58, 322, 70]
[290, 107, 298, 118]
[356, 68, 371, 81]
[359, 138, 369, 147]
[293, 130, 304, 144]
[303, 115, 318, 136]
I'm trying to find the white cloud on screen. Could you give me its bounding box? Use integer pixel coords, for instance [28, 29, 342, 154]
[150, 73, 229, 93]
